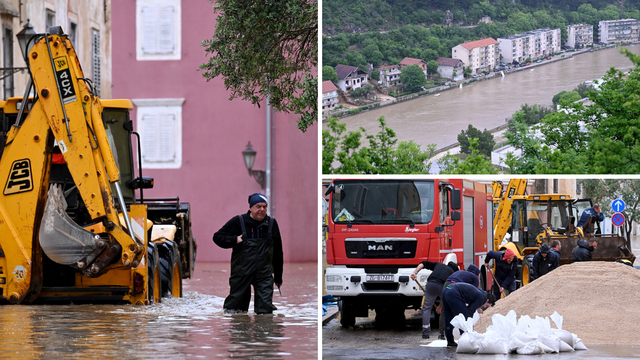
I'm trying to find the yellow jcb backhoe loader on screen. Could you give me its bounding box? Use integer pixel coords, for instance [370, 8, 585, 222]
[0, 26, 196, 305]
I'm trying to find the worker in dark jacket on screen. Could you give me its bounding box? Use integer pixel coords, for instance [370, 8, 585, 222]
[442, 282, 495, 347]
[213, 193, 284, 314]
[572, 239, 597, 262]
[530, 244, 559, 281]
[435, 264, 481, 339]
[410, 261, 459, 339]
[485, 249, 518, 299]
[577, 204, 605, 233]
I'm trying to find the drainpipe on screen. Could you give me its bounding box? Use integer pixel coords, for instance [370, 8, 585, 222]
[266, 94, 272, 216]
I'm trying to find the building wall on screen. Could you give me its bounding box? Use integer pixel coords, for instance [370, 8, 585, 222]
[322, 91, 337, 112]
[599, 19, 640, 44]
[111, 1, 317, 262]
[3, 0, 111, 99]
[566, 24, 593, 48]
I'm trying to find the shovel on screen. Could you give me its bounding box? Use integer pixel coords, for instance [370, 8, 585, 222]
[486, 269, 506, 298]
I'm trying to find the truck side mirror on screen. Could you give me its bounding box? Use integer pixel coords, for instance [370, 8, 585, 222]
[451, 210, 461, 221]
[126, 176, 154, 190]
[451, 189, 461, 210]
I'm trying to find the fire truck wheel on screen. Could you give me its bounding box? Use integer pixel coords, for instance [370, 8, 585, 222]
[339, 299, 356, 327]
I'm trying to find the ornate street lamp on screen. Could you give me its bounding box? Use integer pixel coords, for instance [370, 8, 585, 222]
[242, 141, 265, 189]
[16, 19, 36, 62]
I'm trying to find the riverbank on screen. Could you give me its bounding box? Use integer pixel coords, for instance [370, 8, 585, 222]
[323, 42, 633, 123]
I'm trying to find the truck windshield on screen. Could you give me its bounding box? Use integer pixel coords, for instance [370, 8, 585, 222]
[331, 180, 435, 224]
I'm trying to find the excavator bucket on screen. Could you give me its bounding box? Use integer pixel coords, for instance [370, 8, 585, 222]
[547, 234, 636, 265]
[39, 185, 102, 268]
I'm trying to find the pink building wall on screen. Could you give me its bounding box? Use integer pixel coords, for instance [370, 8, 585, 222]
[111, 1, 318, 263]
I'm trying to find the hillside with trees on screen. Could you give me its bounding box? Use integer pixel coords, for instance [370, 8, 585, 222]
[323, 0, 640, 68]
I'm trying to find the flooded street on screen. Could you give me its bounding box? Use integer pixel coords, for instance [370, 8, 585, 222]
[329, 46, 640, 150]
[0, 262, 318, 359]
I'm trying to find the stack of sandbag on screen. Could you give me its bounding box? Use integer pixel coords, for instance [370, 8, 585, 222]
[452, 310, 588, 355]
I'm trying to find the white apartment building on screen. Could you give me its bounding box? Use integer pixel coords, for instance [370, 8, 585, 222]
[498, 28, 561, 64]
[452, 38, 499, 75]
[598, 19, 640, 44]
[565, 24, 593, 48]
[322, 80, 339, 113]
[377, 64, 401, 87]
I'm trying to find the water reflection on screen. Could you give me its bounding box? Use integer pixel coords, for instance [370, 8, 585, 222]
[0, 263, 317, 359]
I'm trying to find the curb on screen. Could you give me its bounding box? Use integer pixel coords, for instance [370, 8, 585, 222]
[323, 306, 339, 326]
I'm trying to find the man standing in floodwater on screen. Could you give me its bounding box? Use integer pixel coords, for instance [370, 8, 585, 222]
[213, 193, 284, 314]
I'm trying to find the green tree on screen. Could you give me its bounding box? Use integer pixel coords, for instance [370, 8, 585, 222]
[400, 64, 427, 92]
[371, 69, 380, 81]
[457, 124, 495, 157]
[438, 139, 498, 174]
[322, 116, 436, 174]
[201, 0, 317, 132]
[323, 66, 338, 83]
[552, 90, 581, 107]
[427, 60, 440, 76]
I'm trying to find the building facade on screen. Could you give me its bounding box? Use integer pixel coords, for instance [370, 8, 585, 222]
[322, 80, 338, 113]
[598, 19, 640, 44]
[452, 38, 499, 75]
[565, 24, 593, 48]
[498, 28, 561, 64]
[335, 64, 367, 92]
[377, 64, 401, 87]
[399, 57, 428, 76]
[112, 0, 317, 262]
[0, 0, 111, 100]
[435, 57, 464, 80]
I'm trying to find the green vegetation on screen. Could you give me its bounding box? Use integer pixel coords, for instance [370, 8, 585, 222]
[457, 125, 495, 157]
[438, 139, 498, 174]
[400, 64, 427, 92]
[323, 1, 640, 69]
[201, 0, 317, 132]
[323, 66, 339, 83]
[505, 48, 640, 174]
[322, 116, 436, 174]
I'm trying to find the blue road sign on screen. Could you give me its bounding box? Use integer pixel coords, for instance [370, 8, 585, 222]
[612, 212, 625, 227]
[612, 199, 626, 213]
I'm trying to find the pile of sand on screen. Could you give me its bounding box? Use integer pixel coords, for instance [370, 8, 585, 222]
[474, 262, 640, 345]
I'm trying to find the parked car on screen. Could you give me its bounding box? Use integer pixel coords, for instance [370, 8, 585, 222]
[526, 62, 531, 66]
[495, 67, 506, 72]
[536, 59, 542, 63]
[546, 56, 552, 60]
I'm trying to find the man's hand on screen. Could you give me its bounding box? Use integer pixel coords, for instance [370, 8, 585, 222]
[435, 303, 442, 314]
[499, 286, 504, 293]
[410, 272, 417, 281]
[237, 235, 243, 244]
[477, 308, 484, 314]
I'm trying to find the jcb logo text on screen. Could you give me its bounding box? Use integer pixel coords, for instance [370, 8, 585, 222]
[4, 159, 33, 195]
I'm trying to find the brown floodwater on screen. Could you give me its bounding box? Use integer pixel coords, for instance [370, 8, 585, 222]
[329, 46, 640, 150]
[0, 262, 318, 359]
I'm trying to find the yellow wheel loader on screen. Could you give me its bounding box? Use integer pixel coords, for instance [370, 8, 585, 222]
[0, 26, 196, 305]
[487, 180, 634, 290]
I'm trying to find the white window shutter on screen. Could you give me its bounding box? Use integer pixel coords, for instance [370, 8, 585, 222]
[142, 113, 159, 162]
[159, 6, 175, 54]
[159, 113, 175, 161]
[141, 6, 157, 54]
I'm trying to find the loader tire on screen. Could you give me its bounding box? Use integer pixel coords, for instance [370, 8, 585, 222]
[159, 242, 183, 298]
[148, 243, 162, 304]
[521, 256, 533, 287]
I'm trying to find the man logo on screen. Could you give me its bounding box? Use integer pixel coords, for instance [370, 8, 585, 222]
[368, 245, 393, 251]
[4, 159, 33, 195]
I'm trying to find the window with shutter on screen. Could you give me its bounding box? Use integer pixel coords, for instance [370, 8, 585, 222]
[91, 28, 101, 97]
[133, 99, 184, 169]
[136, 0, 181, 60]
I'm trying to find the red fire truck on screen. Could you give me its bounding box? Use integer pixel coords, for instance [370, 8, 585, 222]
[324, 178, 493, 327]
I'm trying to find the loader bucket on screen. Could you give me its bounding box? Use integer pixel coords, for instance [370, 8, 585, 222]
[546, 234, 635, 265]
[39, 184, 102, 267]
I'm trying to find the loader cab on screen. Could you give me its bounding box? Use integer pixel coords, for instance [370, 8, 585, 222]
[101, 100, 136, 203]
[509, 196, 572, 250]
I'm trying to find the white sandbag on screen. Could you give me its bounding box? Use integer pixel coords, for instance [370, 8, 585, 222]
[516, 340, 545, 355]
[475, 334, 510, 354]
[559, 340, 575, 352]
[538, 334, 560, 353]
[550, 311, 563, 330]
[511, 331, 536, 344]
[456, 332, 481, 354]
[487, 313, 516, 338]
[573, 334, 588, 350]
[552, 329, 575, 348]
[538, 340, 556, 354]
[508, 336, 525, 352]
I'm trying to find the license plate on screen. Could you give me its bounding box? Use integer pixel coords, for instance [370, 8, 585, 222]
[366, 275, 394, 282]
